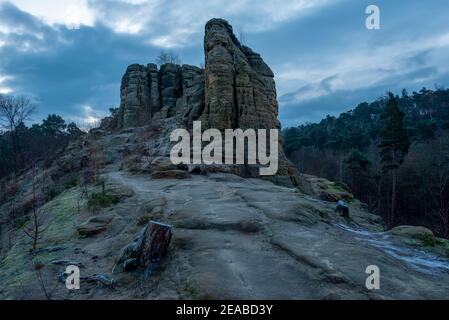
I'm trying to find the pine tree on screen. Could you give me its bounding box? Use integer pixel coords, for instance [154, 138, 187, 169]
[344, 149, 371, 196]
[378, 92, 410, 226]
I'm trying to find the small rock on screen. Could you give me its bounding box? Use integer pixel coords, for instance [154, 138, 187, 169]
[77, 215, 114, 236]
[34, 245, 67, 254]
[81, 274, 114, 287]
[150, 206, 164, 216]
[49, 259, 85, 268]
[389, 225, 436, 247]
[151, 170, 191, 180]
[140, 197, 167, 212]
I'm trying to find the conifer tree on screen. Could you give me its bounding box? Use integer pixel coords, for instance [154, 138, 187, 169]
[378, 92, 410, 226]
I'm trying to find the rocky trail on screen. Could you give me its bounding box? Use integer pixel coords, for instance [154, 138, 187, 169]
[100, 170, 449, 299]
[2, 165, 449, 299]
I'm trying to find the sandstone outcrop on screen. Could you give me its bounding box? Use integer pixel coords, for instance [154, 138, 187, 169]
[114, 18, 296, 183]
[118, 64, 152, 128]
[117, 18, 279, 132]
[200, 18, 280, 131]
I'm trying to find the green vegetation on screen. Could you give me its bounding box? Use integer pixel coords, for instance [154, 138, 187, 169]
[0, 108, 85, 179]
[46, 176, 78, 201]
[421, 233, 436, 247]
[88, 192, 120, 212]
[284, 88, 449, 237]
[63, 175, 78, 189]
[87, 181, 120, 212]
[47, 185, 63, 201]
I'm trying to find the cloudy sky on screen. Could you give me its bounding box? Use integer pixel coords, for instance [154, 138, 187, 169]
[0, 0, 448, 128]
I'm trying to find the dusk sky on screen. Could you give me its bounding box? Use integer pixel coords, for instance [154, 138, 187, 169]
[0, 0, 448, 128]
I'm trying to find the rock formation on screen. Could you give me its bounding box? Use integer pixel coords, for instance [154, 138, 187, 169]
[116, 18, 279, 132]
[118, 64, 151, 128]
[3, 18, 449, 301]
[200, 18, 280, 131]
[114, 18, 295, 183]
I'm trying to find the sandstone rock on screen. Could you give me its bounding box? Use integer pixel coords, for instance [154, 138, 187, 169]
[176, 65, 205, 126]
[141, 197, 167, 211]
[118, 64, 165, 128]
[150, 156, 187, 172]
[77, 215, 114, 236]
[118, 64, 151, 128]
[389, 225, 436, 246]
[150, 156, 176, 171]
[160, 63, 182, 114]
[137, 197, 167, 225]
[49, 259, 85, 268]
[160, 106, 170, 119]
[105, 182, 134, 199]
[151, 170, 191, 180]
[199, 18, 280, 131]
[116, 18, 281, 133]
[298, 174, 354, 202]
[147, 63, 161, 115]
[113, 18, 297, 184]
[81, 274, 114, 288]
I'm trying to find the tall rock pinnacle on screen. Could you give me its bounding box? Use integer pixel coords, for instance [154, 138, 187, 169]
[116, 18, 281, 133]
[200, 18, 280, 131]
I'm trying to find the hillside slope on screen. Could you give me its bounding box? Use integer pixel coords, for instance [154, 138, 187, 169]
[1, 127, 449, 299]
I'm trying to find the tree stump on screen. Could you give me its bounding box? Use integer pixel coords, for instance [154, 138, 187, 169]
[139, 221, 172, 271]
[115, 221, 172, 279]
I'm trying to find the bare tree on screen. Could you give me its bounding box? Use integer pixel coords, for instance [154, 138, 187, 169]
[418, 131, 449, 237]
[239, 29, 247, 45]
[24, 165, 47, 251]
[0, 94, 36, 171]
[156, 50, 181, 66]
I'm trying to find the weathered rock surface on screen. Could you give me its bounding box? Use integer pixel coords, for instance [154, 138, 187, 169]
[2, 155, 449, 299]
[200, 18, 280, 131]
[298, 174, 354, 202]
[118, 64, 152, 128]
[77, 214, 114, 236]
[151, 170, 191, 180]
[114, 18, 297, 182]
[117, 19, 280, 133]
[176, 65, 205, 127]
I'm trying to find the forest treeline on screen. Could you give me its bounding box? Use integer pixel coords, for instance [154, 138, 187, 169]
[284, 87, 449, 237]
[0, 94, 85, 179]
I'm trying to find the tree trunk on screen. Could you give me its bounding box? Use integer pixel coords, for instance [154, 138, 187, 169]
[377, 178, 382, 216]
[391, 169, 396, 227]
[140, 221, 172, 268]
[339, 153, 343, 183]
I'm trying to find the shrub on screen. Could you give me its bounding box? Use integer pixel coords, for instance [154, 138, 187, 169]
[87, 191, 120, 212]
[63, 176, 78, 189]
[47, 185, 63, 200]
[420, 234, 435, 247]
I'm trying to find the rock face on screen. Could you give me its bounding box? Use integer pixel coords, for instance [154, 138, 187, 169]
[115, 18, 296, 183]
[176, 65, 205, 126]
[118, 62, 204, 128]
[118, 64, 152, 128]
[200, 18, 280, 131]
[117, 18, 279, 132]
